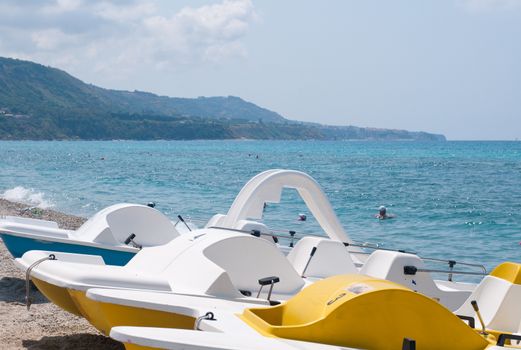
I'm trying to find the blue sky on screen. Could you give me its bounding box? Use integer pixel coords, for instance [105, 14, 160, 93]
[0, 0, 520, 140]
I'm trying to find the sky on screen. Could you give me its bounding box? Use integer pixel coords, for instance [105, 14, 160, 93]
[0, 0, 520, 140]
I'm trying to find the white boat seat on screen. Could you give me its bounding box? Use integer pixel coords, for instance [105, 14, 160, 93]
[205, 214, 226, 228]
[360, 250, 471, 310]
[75, 204, 180, 247]
[455, 262, 521, 333]
[153, 232, 305, 299]
[206, 217, 277, 244]
[203, 235, 305, 297]
[233, 220, 277, 244]
[287, 236, 357, 278]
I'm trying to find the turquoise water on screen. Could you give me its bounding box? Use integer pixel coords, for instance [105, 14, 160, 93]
[0, 140, 520, 277]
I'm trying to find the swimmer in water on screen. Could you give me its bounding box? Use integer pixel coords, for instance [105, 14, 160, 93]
[375, 206, 395, 220]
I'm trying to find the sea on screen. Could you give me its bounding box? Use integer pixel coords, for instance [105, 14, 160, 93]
[0, 140, 520, 281]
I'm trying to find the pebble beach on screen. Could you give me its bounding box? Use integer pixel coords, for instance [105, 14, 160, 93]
[0, 199, 123, 349]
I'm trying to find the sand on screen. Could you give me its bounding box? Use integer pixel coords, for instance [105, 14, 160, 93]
[0, 199, 123, 349]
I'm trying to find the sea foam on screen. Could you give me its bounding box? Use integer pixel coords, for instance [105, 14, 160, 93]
[1, 186, 54, 209]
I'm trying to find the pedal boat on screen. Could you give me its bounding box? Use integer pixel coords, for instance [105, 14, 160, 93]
[17, 228, 479, 335]
[15, 170, 481, 333]
[0, 203, 180, 265]
[108, 273, 521, 350]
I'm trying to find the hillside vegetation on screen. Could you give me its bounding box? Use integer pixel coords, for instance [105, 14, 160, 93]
[0, 57, 445, 141]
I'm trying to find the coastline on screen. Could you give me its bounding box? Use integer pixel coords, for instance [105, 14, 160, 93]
[0, 199, 122, 349]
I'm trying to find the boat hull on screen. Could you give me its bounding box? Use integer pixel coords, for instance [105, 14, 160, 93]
[31, 277, 83, 316]
[0, 233, 134, 266]
[31, 277, 194, 335]
[70, 291, 195, 335]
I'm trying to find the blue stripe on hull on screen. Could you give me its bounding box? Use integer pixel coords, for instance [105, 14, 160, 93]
[0, 233, 135, 266]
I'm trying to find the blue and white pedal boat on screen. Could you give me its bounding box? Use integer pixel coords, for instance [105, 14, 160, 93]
[0, 203, 181, 265]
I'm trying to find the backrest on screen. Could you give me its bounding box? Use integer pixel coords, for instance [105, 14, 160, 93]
[488, 281, 521, 332]
[455, 276, 510, 318]
[234, 220, 277, 244]
[360, 250, 435, 289]
[287, 236, 357, 278]
[205, 214, 226, 228]
[77, 204, 180, 247]
[485, 263, 521, 332]
[456, 263, 521, 332]
[359, 250, 471, 309]
[106, 205, 180, 246]
[203, 235, 305, 296]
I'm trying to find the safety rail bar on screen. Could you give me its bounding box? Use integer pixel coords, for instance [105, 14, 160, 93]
[419, 268, 486, 276]
[420, 256, 487, 275]
[269, 228, 382, 248]
[208, 226, 416, 255]
[404, 265, 487, 277]
[342, 242, 416, 255]
[182, 215, 386, 248]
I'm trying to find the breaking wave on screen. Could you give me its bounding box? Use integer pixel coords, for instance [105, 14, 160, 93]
[1, 186, 54, 209]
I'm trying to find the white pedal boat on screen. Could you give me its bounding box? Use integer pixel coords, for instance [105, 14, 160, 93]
[81, 253, 521, 345]
[105, 269, 521, 350]
[0, 203, 182, 265]
[16, 232, 477, 334]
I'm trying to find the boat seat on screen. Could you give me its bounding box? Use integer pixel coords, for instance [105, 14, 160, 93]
[455, 262, 521, 333]
[203, 235, 305, 298]
[360, 250, 471, 310]
[157, 232, 305, 299]
[287, 236, 357, 278]
[205, 214, 226, 228]
[233, 220, 278, 243]
[206, 217, 277, 243]
[76, 204, 180, 247]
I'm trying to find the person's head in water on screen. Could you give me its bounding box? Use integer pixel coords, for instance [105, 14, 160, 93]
[376, 205, 395, 219]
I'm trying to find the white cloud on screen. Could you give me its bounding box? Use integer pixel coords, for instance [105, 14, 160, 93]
[142, 0, 256, 62]
[0, 0, 257, 81]
[42, 0, 83, 15]
[93, 2, 156, 23]
[460, 0, 521, 12]
[31, 28, 76, 50]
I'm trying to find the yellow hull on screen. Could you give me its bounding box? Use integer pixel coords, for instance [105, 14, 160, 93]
[69, 290, 195, 335]
[32, 277, 195, 336]
[31, 277, 82, 316]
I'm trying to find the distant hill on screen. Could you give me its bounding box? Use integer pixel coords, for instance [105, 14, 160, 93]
[0, 57, 445, 141]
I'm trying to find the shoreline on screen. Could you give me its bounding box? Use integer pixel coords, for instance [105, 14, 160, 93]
[0, 198, 122, 349]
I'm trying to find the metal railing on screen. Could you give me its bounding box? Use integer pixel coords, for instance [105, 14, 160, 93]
[419, 256, 487, 281]
[188, 215, 489, 281]
[404, 265, 487, 279]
